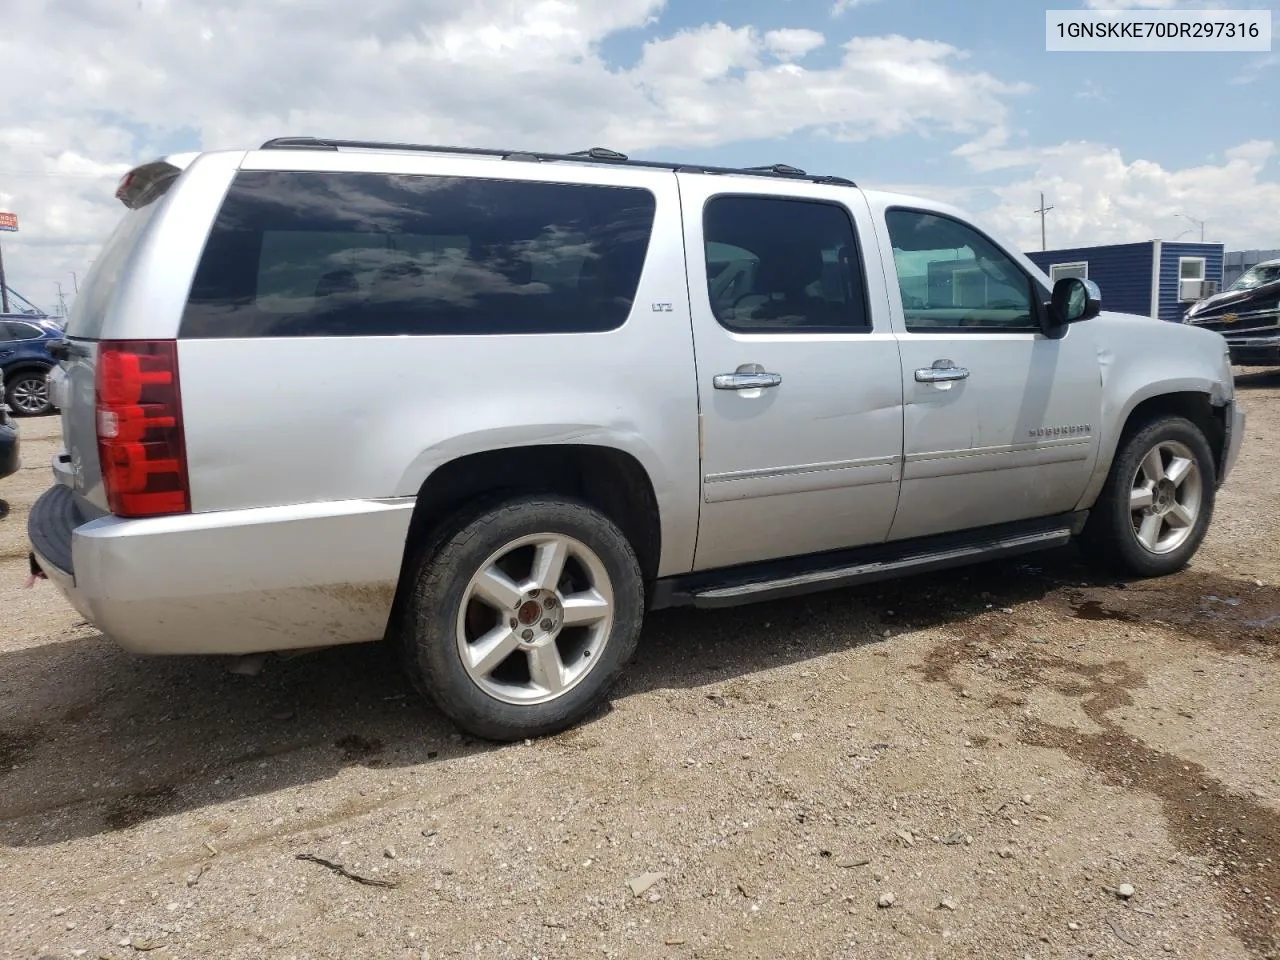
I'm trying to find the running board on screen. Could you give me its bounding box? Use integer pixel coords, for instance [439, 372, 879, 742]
[651, 513, 1084, 610]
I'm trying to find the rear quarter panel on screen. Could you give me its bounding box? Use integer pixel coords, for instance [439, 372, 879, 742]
[177, 153, 702, 577]
[58, 151, 244, 514]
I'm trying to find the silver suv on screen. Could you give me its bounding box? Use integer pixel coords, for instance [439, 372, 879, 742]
[29, 137, 1244, 741]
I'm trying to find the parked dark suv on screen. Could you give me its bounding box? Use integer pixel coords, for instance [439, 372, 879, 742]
[0, 315, 64, 416]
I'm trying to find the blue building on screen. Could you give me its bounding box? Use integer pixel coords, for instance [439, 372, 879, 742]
[1026, 241, 1224, 322]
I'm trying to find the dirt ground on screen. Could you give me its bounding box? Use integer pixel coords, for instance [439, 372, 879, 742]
[2, 372, 1278, 960]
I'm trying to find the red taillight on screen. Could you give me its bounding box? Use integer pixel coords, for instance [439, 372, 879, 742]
[95, 340, 190, 518]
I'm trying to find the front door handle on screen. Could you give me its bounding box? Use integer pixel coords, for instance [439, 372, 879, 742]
[915, 360, 970, 383]
[714, 371, 782, 391]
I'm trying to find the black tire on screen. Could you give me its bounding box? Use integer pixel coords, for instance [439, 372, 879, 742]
[401, 495, 645, 741]
[1080, 415, 1216, 577]
[5, 370, 53, 417]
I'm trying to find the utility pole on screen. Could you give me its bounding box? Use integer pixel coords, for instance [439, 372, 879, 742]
[1178, 213, 1206, 242]
[56, 282, 67, 319]
[1034, 192, 1055, 252]
[71, 271, 79, 294]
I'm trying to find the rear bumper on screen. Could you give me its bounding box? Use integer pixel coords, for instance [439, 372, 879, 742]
[28, 484, 414, 655]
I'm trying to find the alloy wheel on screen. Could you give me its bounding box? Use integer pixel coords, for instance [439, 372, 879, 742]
[1129, 440, 1203, 554]
[454, 533, 614, 705]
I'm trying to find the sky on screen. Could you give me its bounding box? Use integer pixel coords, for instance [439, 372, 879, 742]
[1, 0, 1277, 314]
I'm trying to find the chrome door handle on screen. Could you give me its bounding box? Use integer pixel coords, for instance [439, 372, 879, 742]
[915, 360, 970, 383]
[713, 372, 782, 390]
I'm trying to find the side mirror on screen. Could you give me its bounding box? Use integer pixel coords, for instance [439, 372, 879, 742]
[1049, 277, 1101, 326]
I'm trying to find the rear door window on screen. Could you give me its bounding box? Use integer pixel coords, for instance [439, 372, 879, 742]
[701, 196, 871, 333]
[180, 171, 657, 338]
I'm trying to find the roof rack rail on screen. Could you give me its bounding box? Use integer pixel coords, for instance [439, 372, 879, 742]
[568, 147, 629, 162]
[258, 137, 856, 187]
[744, 163, 807, 177]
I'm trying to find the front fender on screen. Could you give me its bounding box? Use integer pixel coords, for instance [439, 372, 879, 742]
[1074, 314, 1233, 510]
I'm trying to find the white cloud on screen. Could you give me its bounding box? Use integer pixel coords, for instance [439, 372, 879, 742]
[622, 33, 1025, 150]
[957, 137, 1280, 251]
[764, 28, 826, 61]
[831, 0, 881, 15]
[1, 1, 1025, 310]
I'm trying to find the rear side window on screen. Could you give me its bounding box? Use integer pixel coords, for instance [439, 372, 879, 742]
[180, 171, 657, 338]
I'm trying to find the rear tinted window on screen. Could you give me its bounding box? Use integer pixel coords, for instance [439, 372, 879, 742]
[180, 171, 657, 338]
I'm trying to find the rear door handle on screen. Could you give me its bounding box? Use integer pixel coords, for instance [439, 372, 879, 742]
[713, 371, 782, 390]
[915, 360, 969, 383]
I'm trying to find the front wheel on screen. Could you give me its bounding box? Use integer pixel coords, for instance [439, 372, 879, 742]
[401, 496, 645, 741]
[1080, 415, 1216, 577]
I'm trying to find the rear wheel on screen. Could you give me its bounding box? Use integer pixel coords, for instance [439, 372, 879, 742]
[1080, 415, 1215, 577]
[5, 370, 52, 416]
[401, 496, 644, 741]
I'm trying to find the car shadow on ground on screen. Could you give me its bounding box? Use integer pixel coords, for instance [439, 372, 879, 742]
[0, 546, 1274, 849]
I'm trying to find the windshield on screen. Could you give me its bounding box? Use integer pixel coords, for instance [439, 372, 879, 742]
[1228, 264, 1280, 292]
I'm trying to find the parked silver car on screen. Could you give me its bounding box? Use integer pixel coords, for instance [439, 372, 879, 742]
[28, 138, 1245, 740]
